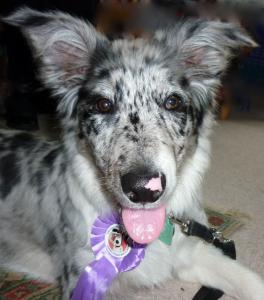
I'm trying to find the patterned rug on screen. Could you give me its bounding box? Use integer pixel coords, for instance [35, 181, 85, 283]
[0, 208, 246, 300]
[0, 271, 59, 300]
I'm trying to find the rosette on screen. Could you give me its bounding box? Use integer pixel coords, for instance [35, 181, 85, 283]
[71, 212, 146, 300]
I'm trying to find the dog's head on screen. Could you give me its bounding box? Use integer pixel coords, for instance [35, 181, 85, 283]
[4, 8, 256, 214]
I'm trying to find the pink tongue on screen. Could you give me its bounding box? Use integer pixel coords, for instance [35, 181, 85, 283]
[122, 206, 166, 244]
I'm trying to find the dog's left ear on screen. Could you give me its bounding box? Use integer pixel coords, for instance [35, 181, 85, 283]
[3, 7, 108, 117]
[155, 20, 257, 107]
[157, 19, 257, 81]
[183, 20, 257, 77]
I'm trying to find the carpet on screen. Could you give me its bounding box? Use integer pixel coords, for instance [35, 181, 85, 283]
[0, 271, 59, 300]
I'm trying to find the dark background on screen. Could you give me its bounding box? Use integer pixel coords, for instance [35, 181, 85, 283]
[0, 0, 99, 130]
[0, 1, 263, 130]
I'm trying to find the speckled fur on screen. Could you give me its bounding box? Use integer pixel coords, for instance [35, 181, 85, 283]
[0, 8, 264, 300]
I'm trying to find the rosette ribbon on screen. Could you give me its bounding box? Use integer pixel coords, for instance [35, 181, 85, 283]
[71, 212, 146, 300]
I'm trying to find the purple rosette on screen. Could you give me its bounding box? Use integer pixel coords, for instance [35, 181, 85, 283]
[71, 212, 146, 300]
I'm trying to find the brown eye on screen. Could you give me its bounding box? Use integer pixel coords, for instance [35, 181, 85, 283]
[96, 99, 114, 113]
[164, 95, 184, 111]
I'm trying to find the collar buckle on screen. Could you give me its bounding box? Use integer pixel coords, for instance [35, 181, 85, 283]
[168, 214, 190, 234]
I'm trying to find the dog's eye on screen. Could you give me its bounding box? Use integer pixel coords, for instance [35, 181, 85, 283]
[96, 99, 114, 113]
[164, 95, 184, 112]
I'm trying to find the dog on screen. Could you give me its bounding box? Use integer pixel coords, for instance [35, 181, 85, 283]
[0, 7, 264, 300]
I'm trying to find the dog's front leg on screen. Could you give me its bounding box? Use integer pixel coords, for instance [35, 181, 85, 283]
[56, 258, 82, 300]
[51, 246, 82, 300]
[173, 235, 264, 300]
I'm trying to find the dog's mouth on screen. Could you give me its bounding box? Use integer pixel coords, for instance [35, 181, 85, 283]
[113, 170, 167, 244]
[121, 205, 166, 245]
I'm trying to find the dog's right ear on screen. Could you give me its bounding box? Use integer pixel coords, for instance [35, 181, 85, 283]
[3, 7, 108, 117]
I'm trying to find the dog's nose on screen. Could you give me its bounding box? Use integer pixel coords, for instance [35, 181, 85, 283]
[121, 172, 166, 204]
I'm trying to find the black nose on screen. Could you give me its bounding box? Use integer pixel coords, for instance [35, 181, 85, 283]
[121, 172, 166, 204]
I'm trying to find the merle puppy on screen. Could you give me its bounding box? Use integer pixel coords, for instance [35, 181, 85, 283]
[0, 7, 264, 300]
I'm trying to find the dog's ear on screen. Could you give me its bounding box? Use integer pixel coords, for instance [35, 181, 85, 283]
[3, 7, 107, 117]
[155, 20, 256, 107]
[179, 20, 256, 77]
